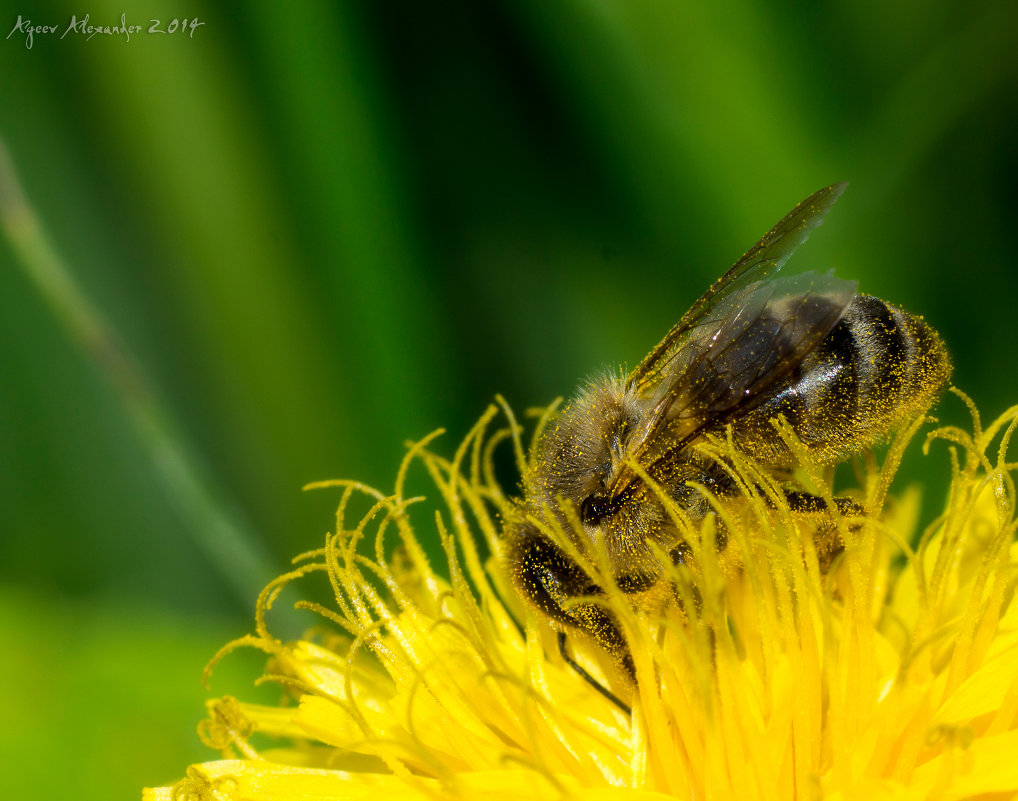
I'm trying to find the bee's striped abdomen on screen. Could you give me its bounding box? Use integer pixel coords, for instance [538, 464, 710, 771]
[731, 294, 951, 466]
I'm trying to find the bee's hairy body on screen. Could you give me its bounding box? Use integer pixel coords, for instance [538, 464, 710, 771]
[504, 185, 951, 690]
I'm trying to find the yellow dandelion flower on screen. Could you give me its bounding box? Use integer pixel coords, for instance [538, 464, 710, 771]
[144, 393, 1018, 801]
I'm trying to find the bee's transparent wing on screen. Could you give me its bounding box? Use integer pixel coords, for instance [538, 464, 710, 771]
[628, 183, 848, 393]
[629, 270, 857, 458]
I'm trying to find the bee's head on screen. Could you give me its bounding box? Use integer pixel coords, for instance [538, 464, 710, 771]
[523, 376, 637, 523]
[520, 377, 718, 580]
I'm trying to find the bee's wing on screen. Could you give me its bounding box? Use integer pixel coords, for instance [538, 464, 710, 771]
[628, 182, 848, 393]
[629, 270, 857, 459]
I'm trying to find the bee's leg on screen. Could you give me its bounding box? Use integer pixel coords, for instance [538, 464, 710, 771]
[782, 490, 863, 518]
[782, 490, 863, 568]
[509, 522, 634, 710]
[557, 631, 632, 715]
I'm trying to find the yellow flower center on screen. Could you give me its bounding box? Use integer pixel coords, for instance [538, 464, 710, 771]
[145, 394, 1018, 800]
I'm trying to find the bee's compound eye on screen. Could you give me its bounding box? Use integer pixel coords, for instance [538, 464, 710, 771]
[580, 493, 612, 526]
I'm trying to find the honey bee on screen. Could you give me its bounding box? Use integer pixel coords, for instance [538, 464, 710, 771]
[504, 184, 951, 708]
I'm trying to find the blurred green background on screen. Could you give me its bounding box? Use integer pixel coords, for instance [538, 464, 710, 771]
[1, 0, 1016, 797]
